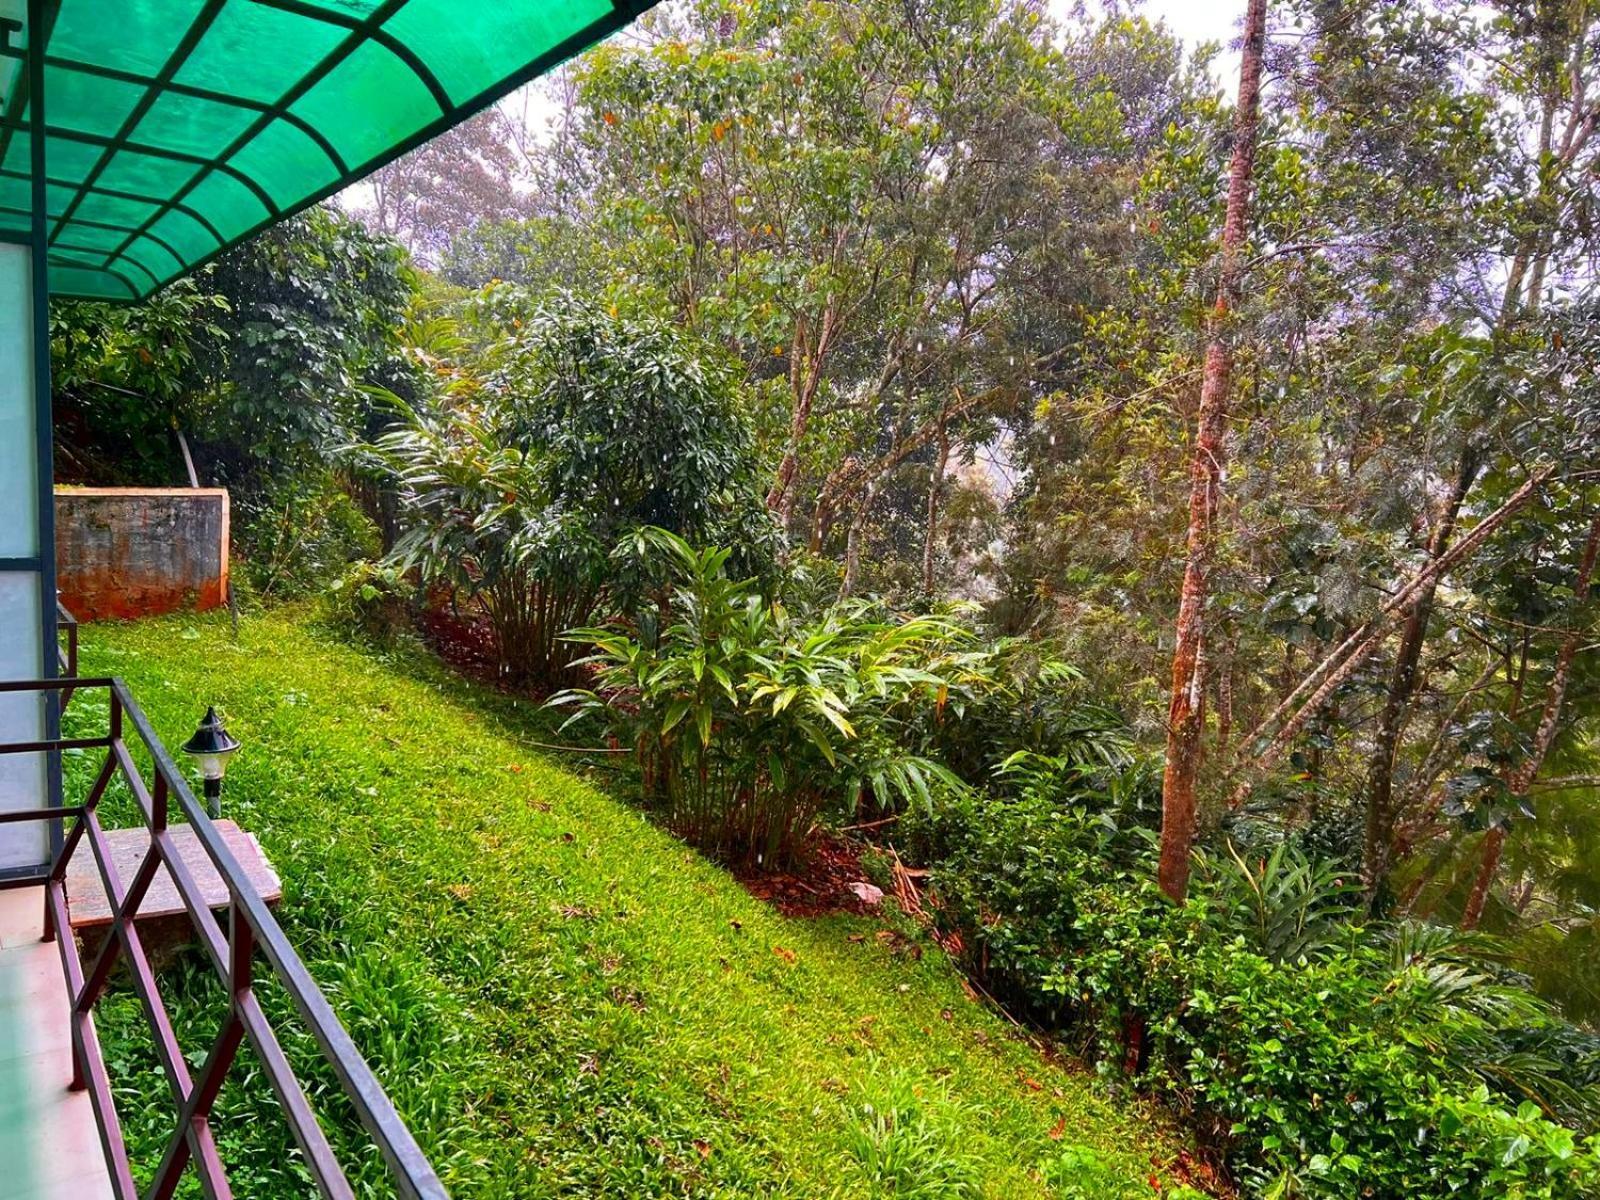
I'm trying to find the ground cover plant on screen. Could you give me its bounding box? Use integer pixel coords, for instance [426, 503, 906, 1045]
[65, 609, 1192, 1199]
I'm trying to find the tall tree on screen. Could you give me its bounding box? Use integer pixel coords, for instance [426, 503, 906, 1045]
[1157, 0, 1269, 903]
[489, 0, 1200, 593]
[361, 108, 524, 263]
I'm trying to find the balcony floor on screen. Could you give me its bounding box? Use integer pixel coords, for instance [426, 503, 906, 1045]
[0, 886, 114, 1200]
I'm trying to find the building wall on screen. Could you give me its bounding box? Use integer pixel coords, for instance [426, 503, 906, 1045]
[55, 488, 230, 621]
[0, 243, 49, 872]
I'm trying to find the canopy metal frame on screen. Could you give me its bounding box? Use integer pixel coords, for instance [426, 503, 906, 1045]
[0, 0, 653, 300]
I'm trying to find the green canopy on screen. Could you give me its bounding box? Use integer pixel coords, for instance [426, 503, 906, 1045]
[0, 0, 650, 301]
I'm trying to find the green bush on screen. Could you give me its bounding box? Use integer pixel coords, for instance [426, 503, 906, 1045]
[368, 295, 773, 686]
[322, 560, 415, 645]
[911, 785, 1600, 1198]
[554, 529, 990, 866]
[925, 640, 1136, 787]
[236, 476, 381, 600]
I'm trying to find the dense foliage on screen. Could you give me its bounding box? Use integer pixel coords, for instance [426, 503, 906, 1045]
[44, 0, 1600, 1194]
[555, 530, 983, 864]
[369, 300, 772, 684]
[51, 207, 417, 597]
[908, 780, 1600, 1198]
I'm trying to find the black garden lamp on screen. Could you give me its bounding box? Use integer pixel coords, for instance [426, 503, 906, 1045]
[182, 707, 241, 820]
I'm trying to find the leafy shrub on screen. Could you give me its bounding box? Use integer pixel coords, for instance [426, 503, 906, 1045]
[372, 408, 606, 684]
[322, 560, 415, 645]
[369, 296, 772, 686]
[912, 785, 1600, 1198]
[1195, 841, 1363, 964]
[236, 476, 380, 600]
[927, 639, 1135, 787]
[481, 290, 778, 585]
[554, 530, 989, 866]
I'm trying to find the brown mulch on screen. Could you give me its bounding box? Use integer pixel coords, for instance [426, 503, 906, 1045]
[731, 833, 883, 918]
[416, 603, 512, 688]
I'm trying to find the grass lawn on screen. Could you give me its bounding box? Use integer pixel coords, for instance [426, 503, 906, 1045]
[64, 608, 1189, 1199]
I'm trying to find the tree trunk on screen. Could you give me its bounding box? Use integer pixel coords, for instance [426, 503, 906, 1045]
[1158, 0, 1268, 904]
[922, 421, 951, 595]
[840, 490, 874, 600]
[1361, 450, 1479, 905]
[766, 306, 839, 528]
[1460, 826, 1506, 931]
[1462, 515, 1600, 930]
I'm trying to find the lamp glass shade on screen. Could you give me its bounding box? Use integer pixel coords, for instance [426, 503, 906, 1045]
[194, 749, 234, 782]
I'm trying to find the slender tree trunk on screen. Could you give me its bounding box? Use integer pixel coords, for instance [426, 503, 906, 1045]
[1158, 0, 1268, 903]
[1460, 827, 1507, 931]
[1462, 515, 1600, 929]
[1362, 450, 1479, 904]
[766, 306, 838, 527]
[922, 421, 950, 595]
[1231, 468, 1552, 805]
[839, 489, 874, 600]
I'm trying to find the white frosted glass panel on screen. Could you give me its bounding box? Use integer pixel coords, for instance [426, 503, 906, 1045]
[0, 242, 38, 559]
[0, 572, 45, 869]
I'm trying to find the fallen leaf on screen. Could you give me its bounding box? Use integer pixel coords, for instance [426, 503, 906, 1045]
[772, 945, 797, 964]
[1048, 1116, 1066, 1141]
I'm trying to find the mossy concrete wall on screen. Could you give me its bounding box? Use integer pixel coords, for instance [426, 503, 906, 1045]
[55, 488, 229, 621]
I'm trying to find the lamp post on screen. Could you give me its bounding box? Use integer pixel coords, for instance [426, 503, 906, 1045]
[181, 706, 240, 820]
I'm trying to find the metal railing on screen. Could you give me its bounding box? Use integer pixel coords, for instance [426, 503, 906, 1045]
[55, 599, 77, 710]
[0, 677, 448, 1200]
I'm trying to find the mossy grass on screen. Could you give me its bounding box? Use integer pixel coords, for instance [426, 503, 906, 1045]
[65, 608, 1188, 1198]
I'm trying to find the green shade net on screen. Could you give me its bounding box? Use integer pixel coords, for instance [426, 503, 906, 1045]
[0, 0, 650, 300]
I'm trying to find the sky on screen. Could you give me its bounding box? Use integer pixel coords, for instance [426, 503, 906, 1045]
[1132, 0, 1243, 48]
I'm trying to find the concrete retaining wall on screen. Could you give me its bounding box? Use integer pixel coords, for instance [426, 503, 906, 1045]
[55, 488, 229, 621]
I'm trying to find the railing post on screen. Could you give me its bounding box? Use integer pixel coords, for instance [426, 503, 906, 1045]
[230, 901, 253, 996]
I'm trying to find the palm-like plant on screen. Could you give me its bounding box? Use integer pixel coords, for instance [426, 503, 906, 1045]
[1383, 922, 1600, 1127]
[1198, 840, 1362, 964]
[375, 402, 606, 685]
[553, 529, 985, 866]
